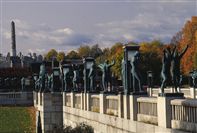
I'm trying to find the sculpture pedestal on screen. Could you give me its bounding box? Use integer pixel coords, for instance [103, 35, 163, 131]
[157, 93, 184, 128]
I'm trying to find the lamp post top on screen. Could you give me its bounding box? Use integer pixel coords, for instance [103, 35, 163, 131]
[83, 57, 95, 62]
[123, 43, 140, 51]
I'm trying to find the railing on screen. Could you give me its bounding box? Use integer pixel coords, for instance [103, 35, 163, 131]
[0, 92, 33, 105]
[137, 97, 158, 125]
[171, 99, 197, 132]
[150, 88, 196, 99]
[90, 94, 100, 113]
[181, 88, 191, 98]
[106, 95, 118, 116]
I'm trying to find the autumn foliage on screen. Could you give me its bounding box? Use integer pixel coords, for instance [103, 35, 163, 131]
[173, 16, 197, 74]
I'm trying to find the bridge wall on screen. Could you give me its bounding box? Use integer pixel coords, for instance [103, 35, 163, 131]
[34, 91, 197, 133]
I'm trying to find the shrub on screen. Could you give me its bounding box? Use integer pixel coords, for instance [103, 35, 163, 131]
[52, 123, 94, 133]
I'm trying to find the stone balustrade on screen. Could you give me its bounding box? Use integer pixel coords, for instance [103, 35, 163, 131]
[90, 94, 100, 113]
[34, 91, 197, 133]
[148, 87, 197, 99]
[0, 92, 33, 105]
[171, 99, 197, 132]
[137, 97, 158, 125]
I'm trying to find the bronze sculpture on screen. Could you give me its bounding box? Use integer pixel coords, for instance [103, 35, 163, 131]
[98, 60, 115, 92]
[63, 68, 70, 91]
[171, 45, 189, 92]
[88, 62, 96, 91]
[160, 47, 174, 93]
[130, 52, 142, 92]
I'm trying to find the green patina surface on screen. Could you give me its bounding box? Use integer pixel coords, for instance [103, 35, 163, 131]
[0, 107, 35, 133]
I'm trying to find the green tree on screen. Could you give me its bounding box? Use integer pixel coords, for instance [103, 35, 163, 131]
[140, 40, 163, 85]
[109, 42, 124, 78]
[90, 44, 103, 58]
[66, 50, 81, 59]
[45, 49, 58, 61]
[57, 52, 65, 62]
[78, 45, 91, 58]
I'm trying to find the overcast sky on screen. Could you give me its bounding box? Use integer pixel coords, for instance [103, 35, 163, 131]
[0, 0, 196, 55]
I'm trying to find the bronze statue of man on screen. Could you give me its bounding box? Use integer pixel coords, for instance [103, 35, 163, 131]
[37, 63, 46, 92]
[160, 47, 175, 94]
[72, 65, 80, 91]
[98, 60, 115, 92]
[63, 68, 70, 91]
[171, 45, 189, 92]
[130, 52, 142, 92]
[88, 62, 96, 91]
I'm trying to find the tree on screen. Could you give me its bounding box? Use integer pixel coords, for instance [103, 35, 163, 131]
[45, 49, 58, 61]
[90, 44, 103, 58]
[109, 42, 124, 78]
[140, 40, 164, 85]
[78, 45, 91, 58]
[57, 52, 65, 62]
[66, 50, 81, 59]
[175, 17, 197, 74]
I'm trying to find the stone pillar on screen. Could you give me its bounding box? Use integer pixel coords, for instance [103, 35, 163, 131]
[157, 93, 184, 128]
[190, 87, 196, 99]
[63, 92, 66, 106]
[170, 87, 174, 93]
[70, 92, 74, 108]
[147, 88, 152, 97]
[37, 92, 63, 133]
[118, 93, 123, 118]
[80, 92, 84, 110]
[123, 95, 130, 119]
[86, 93, 90, 111]
[83, 93, 87, 110]
[129, 93, 147, 121]
[99, 93, 106, 114]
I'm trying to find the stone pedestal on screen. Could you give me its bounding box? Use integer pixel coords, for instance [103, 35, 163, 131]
[129, 92, 147, 121]
[36, 92, 63, 133]
[157, 93, 184, 128]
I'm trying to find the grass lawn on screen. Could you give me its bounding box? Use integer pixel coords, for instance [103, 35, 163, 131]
[0, 106, 36, 133]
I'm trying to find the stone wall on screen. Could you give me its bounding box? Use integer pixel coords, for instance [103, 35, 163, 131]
[35, 92, 63, 133]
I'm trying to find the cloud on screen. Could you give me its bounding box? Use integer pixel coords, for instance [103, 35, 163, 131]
[2, 1, 194, 55]
[3, 19, 93, 54]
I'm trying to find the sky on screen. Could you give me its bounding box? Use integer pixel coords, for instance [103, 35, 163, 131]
[0, 0, 196, 55]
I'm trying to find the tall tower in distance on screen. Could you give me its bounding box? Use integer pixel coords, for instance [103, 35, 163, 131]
[11, 21, 16, 57]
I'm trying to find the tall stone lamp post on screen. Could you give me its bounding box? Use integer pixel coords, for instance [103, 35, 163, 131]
[83, 57, 95, 93]
[123, 44, 140, 95]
